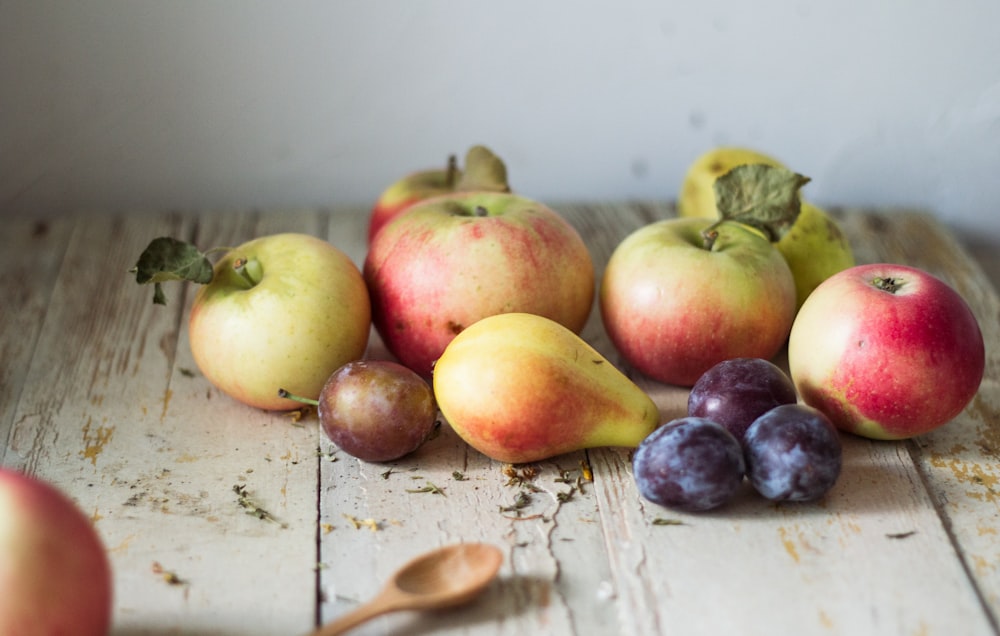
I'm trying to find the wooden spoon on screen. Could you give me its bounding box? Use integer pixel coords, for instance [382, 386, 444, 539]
[310, 542, 504, 636]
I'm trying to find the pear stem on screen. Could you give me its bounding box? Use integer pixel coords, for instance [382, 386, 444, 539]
[277, 388, 319, 406]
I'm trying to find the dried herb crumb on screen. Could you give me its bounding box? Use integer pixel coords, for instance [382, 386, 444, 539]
[287, 407, 311, 424]
[233, 484, 286, 527]
[151, 561, 186, 586]
[452, 471, 468, 481]
[406, 481, 445, 496]
[343, 514, 380, 531]
[556, 489, 576, 503]
[886, 530, 916, 539]
[500, 491, 533, 515]
[652, 518, 685, 526]
[502, 463, 539, 487]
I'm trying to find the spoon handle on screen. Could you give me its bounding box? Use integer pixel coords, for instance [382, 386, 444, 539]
[309, 590, 403, 636]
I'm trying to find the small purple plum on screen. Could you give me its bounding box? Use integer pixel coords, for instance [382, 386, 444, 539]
[280, 360, 437, 462]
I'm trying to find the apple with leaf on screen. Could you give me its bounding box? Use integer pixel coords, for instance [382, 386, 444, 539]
[600, 165, 805, 386]
[130, 233, 371, 411]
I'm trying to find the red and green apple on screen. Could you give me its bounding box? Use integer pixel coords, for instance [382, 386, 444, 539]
[0, 468, 113, 636]
[600, 217, 797, 386]
[788, 263, 985, 439]
[364, 192, 595, 376]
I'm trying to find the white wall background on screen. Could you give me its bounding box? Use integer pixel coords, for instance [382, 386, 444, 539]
[3, 1, 999, 239]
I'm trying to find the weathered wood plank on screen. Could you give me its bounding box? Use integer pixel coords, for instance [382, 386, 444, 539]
[2, 211, 323, 635]
[839, 209, 1000, 626]
[0, 215, 75, 454]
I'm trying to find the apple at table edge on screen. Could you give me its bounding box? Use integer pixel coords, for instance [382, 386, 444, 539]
[0, 468, 113, 636]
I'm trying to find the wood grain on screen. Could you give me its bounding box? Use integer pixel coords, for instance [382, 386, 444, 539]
[0, 205, 997, 636]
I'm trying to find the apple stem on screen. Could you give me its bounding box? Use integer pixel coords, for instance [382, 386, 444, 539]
[277, 388, 320, 406]
[474, 205, 489, 217]
[445, 154, 458, 188]
[233, 257, 263, 287]
[701, 223, 721, 250]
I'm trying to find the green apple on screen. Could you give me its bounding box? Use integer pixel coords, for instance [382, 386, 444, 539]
[600, 217, 796, 386]
[364, 192, 595, 376]
[187, 233, 371, 410]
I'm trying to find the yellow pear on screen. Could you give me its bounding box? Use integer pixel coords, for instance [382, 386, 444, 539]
[678, 147, 784, 219]
[432, 313, 661, 463]
[776, 202, 856, 309]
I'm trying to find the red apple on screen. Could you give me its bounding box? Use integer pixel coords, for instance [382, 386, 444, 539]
[788, 263, 985, 440]
[188, 233, 371, 411]
[364, 192, 595, 376]
[600, 217, 796, 386]
[0, 468, 113, 635]
[368, 145, 511, 245]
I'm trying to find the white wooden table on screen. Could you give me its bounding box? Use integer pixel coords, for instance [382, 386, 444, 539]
[2, 203, 999, 635]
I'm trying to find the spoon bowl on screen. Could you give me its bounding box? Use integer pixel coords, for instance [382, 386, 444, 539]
[310, 542, 504, 636]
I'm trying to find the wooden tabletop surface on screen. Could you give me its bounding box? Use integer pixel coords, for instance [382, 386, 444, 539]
[2, 203, 998, 636]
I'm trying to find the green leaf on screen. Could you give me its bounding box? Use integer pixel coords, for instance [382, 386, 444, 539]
[713, 164, 811, 241]
[129, 237, 214, 305]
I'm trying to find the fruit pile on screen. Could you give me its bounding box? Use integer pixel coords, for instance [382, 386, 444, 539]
[634, 358, 843, 512]
[128, 144, 987, 504]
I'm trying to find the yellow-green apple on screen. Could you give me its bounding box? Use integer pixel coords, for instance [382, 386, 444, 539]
[678, 147, 855, 308]
[433, 312, 661, 463]
[788, 263, 985, 440]
[188, 233, 371, 411]
[775, 202, 856, 309]
[364, 192, 595, 376]
[600, 217, 796, 387]
[677, 146, 784, 219]
[368, 145, 511, 244]
[0, 468, 113, 635]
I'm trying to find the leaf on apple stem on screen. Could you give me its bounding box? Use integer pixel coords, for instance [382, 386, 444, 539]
[712, 164, 811, 241]
[129, 237, 215, 305]
[456, 145, 512, 193]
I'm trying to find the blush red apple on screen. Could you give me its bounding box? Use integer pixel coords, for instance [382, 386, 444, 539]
[364, 192, 595, 376]
[788, 263, 985, 439]
[0, 468, 113, 635]
[600, 217, 797, 386]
